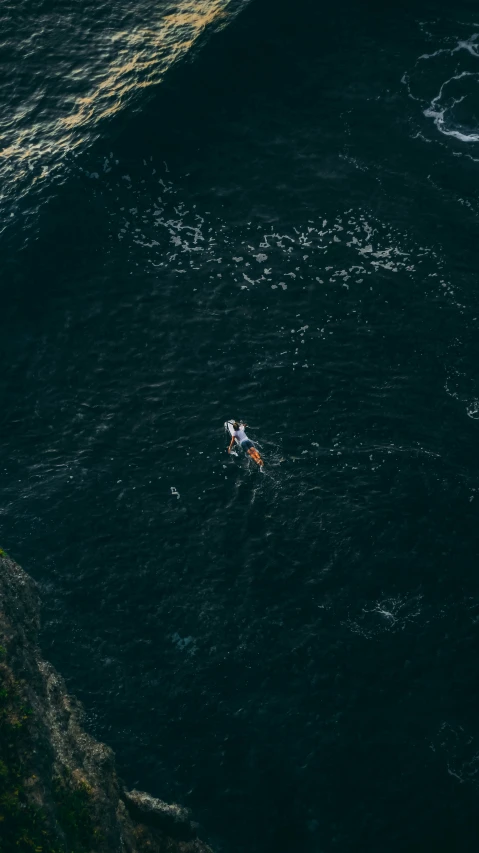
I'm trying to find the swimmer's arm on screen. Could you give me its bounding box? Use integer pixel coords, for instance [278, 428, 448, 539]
[227, 436, 235, 453]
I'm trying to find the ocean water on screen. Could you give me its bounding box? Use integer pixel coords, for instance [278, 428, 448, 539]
[2, 0, 479, 850]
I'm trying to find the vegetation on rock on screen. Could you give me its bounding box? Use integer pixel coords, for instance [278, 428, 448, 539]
[0, 645, 98, 853]
[0, 553, 213, 853]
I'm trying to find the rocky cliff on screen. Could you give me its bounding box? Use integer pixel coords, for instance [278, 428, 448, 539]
[0, 552, 212, 853]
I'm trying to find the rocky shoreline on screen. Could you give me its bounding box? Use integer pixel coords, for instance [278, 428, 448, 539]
[0, 552, 212, 853]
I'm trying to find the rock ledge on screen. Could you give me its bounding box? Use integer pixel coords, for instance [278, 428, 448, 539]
[0, 552, 212, 853]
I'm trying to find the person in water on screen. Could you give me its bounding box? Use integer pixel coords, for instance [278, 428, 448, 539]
[227, 421, 264, 466]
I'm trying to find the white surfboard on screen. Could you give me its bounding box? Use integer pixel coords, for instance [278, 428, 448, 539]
[225, 420, 238, 453]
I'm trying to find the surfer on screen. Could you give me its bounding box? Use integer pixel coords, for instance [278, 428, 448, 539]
[226, 421, 264, 467]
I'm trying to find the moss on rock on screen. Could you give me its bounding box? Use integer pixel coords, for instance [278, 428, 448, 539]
[0, 553, 213, 853]
[0, 643, 100, 853]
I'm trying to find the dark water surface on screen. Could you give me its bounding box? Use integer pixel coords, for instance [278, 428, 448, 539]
[3, 0, 479, 850]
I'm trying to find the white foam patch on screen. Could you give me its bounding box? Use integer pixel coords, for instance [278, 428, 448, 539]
[444, 364, 479, 419]
[96, 158, 459, 384]
[430, 721, 479, 786]
[404, 27, 479, 143]
[114, 168, 445, 291]
[344, 594, 424, 639]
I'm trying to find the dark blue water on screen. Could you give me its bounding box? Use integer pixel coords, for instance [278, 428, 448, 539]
[3, 1, 479, 850]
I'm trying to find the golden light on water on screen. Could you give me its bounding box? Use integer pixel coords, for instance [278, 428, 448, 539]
[0, 1, 243, 206]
